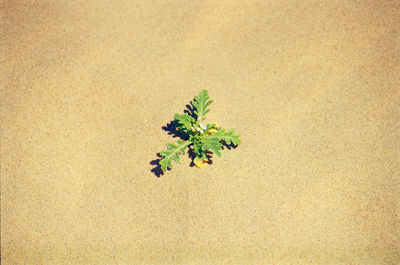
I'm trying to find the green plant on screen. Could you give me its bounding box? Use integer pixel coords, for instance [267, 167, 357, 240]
[159, 89, 241, 172]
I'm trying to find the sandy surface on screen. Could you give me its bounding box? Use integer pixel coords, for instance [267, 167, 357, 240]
[1, 0, 399, 264]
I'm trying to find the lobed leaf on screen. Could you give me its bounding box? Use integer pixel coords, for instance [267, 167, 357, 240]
[192, 89, 213, 121]
[204, 128, 241, 146]
[173, 113, 195, 134]
[201, 135, 223, 158]
[159, 140, 191, 172]
[192, 141, 207, 161]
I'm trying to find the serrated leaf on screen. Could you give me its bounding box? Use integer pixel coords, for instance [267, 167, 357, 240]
[192, 89, 213, 121]
[166, 143, 175, 149]
[173, 113, 195, 134]
[193, 141, 208, 160]
[159, 140, 191, 172]
[201, 136, 222, 157]
[205, 100, 213, 108]
[204, 128, 241, 146]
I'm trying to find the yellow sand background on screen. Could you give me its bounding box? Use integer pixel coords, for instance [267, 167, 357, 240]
[1, 0, 399, 264]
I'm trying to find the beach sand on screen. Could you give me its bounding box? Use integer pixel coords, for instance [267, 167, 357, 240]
[1, 0, 399, 264]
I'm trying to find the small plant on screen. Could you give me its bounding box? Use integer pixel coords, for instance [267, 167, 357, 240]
[159, 89, 241, 173]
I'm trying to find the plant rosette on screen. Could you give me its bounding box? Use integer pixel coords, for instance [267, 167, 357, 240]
[159, 90, 240, 173]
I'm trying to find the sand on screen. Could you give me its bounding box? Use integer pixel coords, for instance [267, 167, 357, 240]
[1, 0, 399, 264]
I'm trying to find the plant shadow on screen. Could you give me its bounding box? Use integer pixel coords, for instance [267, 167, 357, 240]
[221, 141, 238, 150]
[183, 100, 197, 119]
[150, 153, 165, 177]
[161, 120, 189, 141]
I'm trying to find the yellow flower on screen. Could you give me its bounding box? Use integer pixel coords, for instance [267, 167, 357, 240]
[206, 122, 219, 134]
[194, 157, 205, 168]
[207, 128, 218, 134]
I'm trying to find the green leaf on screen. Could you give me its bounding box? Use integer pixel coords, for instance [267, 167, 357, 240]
[192, 89, 213, 121]
[204, 128, 241, 146]
[193, 141, 208, 160]
[159, 140, 191, 172]
[201, 135, 223, 158]
[173, 113, 195, 134]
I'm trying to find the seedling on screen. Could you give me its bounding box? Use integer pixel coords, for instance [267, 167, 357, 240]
[159, 89, 240, 172]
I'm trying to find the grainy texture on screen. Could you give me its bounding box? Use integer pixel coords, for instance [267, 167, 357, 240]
[1, 0, 399, 264]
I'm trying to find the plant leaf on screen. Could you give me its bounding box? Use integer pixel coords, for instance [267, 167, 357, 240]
[192, 89, 213, 121]
[201, 135, 223, 158]
[204, 128, 241, 146]
[173, 113, 195, 134]
[193, 141, 208, 160]
[159, 140, 191, 172]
